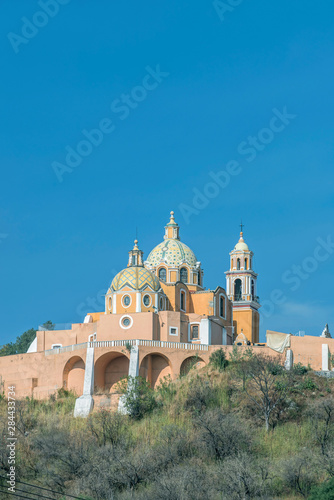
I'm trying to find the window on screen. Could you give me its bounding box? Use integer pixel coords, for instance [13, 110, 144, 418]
[244, 258, 248, 270]
[237, 258, 241, 270]
[234, 279, 242, 301]
[122, 295, 131, 307]
[180, 291, 186, 311]
[251, 280, 255, 300]
[169, 327, 178, 336]
[52, 344, 62, 349]
[191, 325, 199, 339]
[143, 294, 151, 306]
[219, 296, 225, 318]
[180, 267, 188, 283]
[159, 268, 166, 281]
[108, 296, 112, 309]
[198, 272, 201, 286]
[119, 315, 133, 329]
[159, 297, 164, 310]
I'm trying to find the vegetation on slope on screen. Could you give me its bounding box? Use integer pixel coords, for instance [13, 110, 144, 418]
[0, 347, 334, 499]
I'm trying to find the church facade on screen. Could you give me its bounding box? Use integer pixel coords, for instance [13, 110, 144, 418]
[35, 211, 260, 352]
[3, 211, 332, 415]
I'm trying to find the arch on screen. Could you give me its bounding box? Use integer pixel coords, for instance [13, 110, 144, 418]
[139, 353, 172, 389]
[63, 356, 85, 395]
[158, 267, 167, 282]
[180, 267, 188, 283]
[244, 258, 248, 270]
[180, 356, 205, 376]
[94, 352, 129, 393]
[237, 258, 241, 270]
[234, 278, 242, 301]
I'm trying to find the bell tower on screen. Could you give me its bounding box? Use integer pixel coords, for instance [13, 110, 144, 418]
[225, 223, 260, 344]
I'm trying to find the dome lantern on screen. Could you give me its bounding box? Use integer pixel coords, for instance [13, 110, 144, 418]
[128, 239, 144, 267]
[164, 211, 180, 240]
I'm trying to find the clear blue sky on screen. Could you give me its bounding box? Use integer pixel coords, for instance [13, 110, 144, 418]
[0, 0, 333, 344]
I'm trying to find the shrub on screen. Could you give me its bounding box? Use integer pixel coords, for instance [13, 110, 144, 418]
[194, 409, 252, 460]
[180, 375, 218, 414]
[156, 374, 176, 404]
[119, 376, 157, 420]
[217, 452, 270, 499]
[308, 477, 334, 499]
[301, 377, 318, 391]
[88, 409, 129, 447]
[209, 348, 228, 371]
[280, 454, 318, 498]
[293, 363, 309, 376]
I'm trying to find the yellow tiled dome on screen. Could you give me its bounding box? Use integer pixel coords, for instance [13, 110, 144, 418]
[110, 266, 161, 292]
[146, 239, 197, 268]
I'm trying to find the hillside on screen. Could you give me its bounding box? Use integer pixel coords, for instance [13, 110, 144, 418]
[1, 349, 334, 499]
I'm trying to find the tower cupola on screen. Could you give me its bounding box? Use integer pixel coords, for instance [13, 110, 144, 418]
[128, 239, 144, 267]
[225, 222, 260, 344]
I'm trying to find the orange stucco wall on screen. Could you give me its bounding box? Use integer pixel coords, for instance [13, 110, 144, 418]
[1, 335, 330, 401]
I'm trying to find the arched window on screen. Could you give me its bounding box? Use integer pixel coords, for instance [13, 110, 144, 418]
[251, 280, 255, 300]
[180, 291, 186, 311]
[219, 296, 225, 318]
[237, 258, 241, 270]
[159, 268, 166, 282]
[244, 258, 248, 270]
[180, 267, 188, 283]
[198, 272, 201, 287]
[234, 279, 242, 301]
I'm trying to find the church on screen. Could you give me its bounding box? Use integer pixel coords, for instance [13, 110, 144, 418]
[0, 211, 331, 416]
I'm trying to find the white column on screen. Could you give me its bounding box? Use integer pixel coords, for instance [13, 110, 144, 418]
[112, 293, 117, 314]
[284, 349, 294, 371]
[118, 344, 140, 414]
[200, 318, 211, 345]
[136, 292, 141, 312]
[74, 346, 94, 418]
[322, 344, 329, 371]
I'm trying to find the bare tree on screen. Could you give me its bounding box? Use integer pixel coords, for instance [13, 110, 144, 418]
[194, 409, 252, 460]
[240, 354, 287, 431]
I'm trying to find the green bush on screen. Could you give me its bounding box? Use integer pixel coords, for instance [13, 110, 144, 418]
[209, 348, 228, 371]
[293, 362, 309, 376]
[301, 377, 318, 391]
[119, 376, 157, 420]
[308, 477, 334, 499]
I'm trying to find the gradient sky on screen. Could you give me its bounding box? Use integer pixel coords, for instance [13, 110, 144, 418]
[0, 0, 333, 344]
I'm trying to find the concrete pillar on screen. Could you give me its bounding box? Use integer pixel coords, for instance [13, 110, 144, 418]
[112, 293, 117, 314]
[322, 344, 330, 371]
[200, 318, 211, 345]
[284, 349, 294, 371]
[74, 347, 94, 418]
[118, 342, 140, 413]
